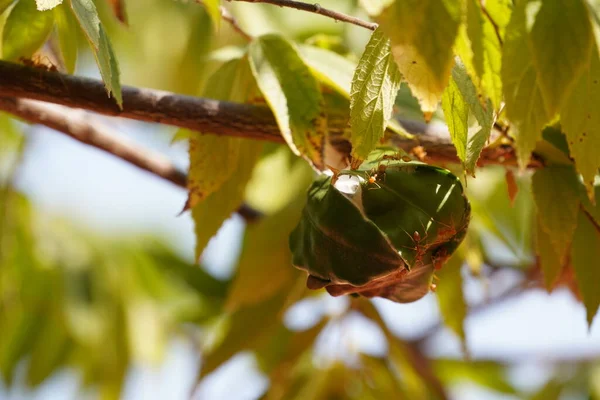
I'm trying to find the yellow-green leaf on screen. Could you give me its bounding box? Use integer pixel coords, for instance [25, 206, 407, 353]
[377, 0, 461, 113]
[349, 27, 401, 161]
[225, 195, 306, 311]
[54, 2, 78, 73]
[71, 0, 122, 107]
[529, 0, 593, 116]
[465, 0, 503, 108]
[561, 47, 600, 197]
[199, 0, 220, 30]
[2, 0, 54, 61]
[501, 0, 549, 167]
[441, 61, 494, 175]
[249, 34, 324, 170]
[187, 58, 255, 208]
[298, 44, 355, 98]
[435, 253, 467, 348]
[535, 216, 564, 290]
[532, 166, 581, 263]
[571, 210, 600, 327]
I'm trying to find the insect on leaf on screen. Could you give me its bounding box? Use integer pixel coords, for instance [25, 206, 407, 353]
[2, 0, 54, 61]
[349, 27, 402, 162]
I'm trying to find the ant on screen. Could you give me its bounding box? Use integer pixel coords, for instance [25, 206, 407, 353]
[19, 55, 59, 72]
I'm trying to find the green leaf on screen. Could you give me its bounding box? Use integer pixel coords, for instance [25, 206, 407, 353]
[186, 58, 254, 208]
[200, 289, 289, 378]
[192, 142, 262, 261]
[535, 216, 564, 290]
[532, 166, 581, 263]
[529, 379, 564, 400]
[501, 0, 550, 167]
[2, 0, 54, 61]
[435, 253, 467, 348]
[571, 210, 600, 327]
[298, 44, 355, 97]
[291, 157, 470, 303]
[225, 195, 306, 311]
[349, 27, 402, 161]
[188, 58, 263, 260]
[70, 0, 122, 107]
[465, 0, 503, 108]
[441, 61, 494, 175]
[529, 0, 593, 116]
[199, 0, 220, 29]
[434, 359, 517, 394]
[249, 34, 324, 169]
[0, 0, 16, 14]
[35, 0, 61, 11]
[54, 2, 78, 73]
[377, 0, 461, 113]
[561, 47, 600, 197]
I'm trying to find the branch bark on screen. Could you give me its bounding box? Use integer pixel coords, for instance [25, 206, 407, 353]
[0, 59, 523, 167]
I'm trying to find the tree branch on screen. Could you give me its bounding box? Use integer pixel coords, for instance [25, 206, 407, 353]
[0, 96, 263, 222]
[0, 60, 524, 167]
[229, 0, 378, 30]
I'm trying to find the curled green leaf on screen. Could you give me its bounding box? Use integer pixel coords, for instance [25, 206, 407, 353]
[290, 150, 470, 303]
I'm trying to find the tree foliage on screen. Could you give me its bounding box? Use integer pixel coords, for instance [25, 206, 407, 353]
[1, 0, 600, 398]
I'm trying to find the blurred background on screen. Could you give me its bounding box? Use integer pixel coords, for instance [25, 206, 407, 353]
[1, 0, 600, 399]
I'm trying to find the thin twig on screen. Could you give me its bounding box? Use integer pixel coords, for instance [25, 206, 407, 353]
[0, 97, 188, 188]
[229, 0, 378, 30]
[0, 97, 264, 222]
[219, 5, 253, 40]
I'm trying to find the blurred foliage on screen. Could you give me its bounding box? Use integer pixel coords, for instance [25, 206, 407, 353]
[1, 0, 600, 398]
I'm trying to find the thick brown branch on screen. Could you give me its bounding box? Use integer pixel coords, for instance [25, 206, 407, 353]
[229, 0, 378, 30]
[0, 59, 524, 167]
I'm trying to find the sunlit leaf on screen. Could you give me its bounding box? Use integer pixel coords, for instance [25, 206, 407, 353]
[465, 0, 502, 108]
[532, 166, 581, 263]
[298, 44, 354, 97]
[529, 0, 593, 116]
[434, 359, 517, 394]
[501, 0, 549, 168]
[186, 58, 253, 208]
[35, 0, 61, 10]
[535, 217, 564, 290]
[561, 47, 600, 198]
[71, 0, 122, 107]
[225, 196, 306, 311]
[435, 253, 467, 348]
[349, 27, 401, 161]
[377, 0, 461, 113]
[249, 34, 324, 169]
[2, 0, 54, 61]
[0, 0, 16, 14]
[199, 0, 220, 30]
[441, 61, 494, 175]
[571, 210, 600, 327]
[200, 289, 289, 378]
[54, 2, 77, 73]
